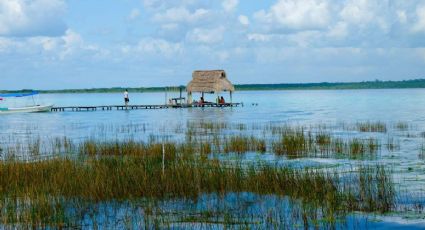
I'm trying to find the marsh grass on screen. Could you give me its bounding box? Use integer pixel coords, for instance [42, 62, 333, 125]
[386, 136, 400, 152]
[356, 122, 387, 133]
[0, 120, 409, 228]
[272, 129, 379, 158]
[419, 144, 425, 159]
[223, 136, 266, 154]
[2, 121, 393, 161]
[0, 154, 395, 227]
[395, 122, 409, 131]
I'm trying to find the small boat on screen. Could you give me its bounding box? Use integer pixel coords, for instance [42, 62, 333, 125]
[0, 91, 53, 114]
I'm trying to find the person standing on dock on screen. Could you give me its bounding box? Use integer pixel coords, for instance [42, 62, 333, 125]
[124, 89, 129, 107]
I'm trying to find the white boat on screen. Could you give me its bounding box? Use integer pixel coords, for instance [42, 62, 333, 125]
[0, 92, 53, 114]
[0, 104, 53, 114]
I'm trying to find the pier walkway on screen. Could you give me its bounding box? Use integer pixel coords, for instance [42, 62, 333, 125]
[51, 103, 242, 112]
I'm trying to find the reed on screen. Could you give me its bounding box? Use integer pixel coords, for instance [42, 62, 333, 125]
[0, 120, 409, 228]
[272, 129, 379, 157]
[394, 122, 409, 131]
[386, 136, 400, 151]
[0, 154, 395, 227]
[272, 128, 313, 157]
[356, 122, 387, 133]
[223, 136, 266, 154]
[419, 144, 425, 159]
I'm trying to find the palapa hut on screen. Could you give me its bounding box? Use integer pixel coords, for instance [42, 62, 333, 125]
[186, 70, 235, 104]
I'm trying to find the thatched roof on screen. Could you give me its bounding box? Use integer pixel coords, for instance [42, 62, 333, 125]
[187, 70, 235, 93]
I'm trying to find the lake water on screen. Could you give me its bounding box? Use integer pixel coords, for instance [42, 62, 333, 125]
[2, 89, 425, 135]
[1, 89, 425, 228]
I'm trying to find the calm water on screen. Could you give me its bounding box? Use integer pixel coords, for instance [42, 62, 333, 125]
[2, 89, 425, 133]
[1, 89, 425, 228]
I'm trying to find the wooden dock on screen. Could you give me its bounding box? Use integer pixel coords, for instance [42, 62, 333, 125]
[51, 103, 242, 112]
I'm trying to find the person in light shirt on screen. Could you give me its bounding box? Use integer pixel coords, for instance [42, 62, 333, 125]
[124, 89, 129, 106]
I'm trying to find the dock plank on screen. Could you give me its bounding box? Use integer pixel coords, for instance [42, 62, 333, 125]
[51, 103, 242, 112]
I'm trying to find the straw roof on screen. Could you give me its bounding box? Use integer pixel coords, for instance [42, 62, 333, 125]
[187, 70, 235, 93]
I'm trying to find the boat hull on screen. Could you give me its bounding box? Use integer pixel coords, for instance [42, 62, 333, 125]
[0, 105, 53, 114]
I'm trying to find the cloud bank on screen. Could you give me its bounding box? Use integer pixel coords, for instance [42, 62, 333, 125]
[0, 0, 424, 89]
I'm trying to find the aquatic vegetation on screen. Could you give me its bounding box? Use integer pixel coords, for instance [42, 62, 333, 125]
[223, 136, 266, 154]
[419, 144, 425, 159]
[0, 120, 420, 228]
[272, 128, 313, 157]
[394, 122, 409, 131]
[0, 154, 395, 227]
[347, 138, 380, 156]
[271, 129, 379, 158]
[386, 136, 400, 151]
[356, 122, 387, 133]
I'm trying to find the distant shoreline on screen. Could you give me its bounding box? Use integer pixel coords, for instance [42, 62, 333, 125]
[2, 79, 425, 94]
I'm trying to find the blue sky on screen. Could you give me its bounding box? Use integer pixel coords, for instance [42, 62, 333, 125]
[0, 0, 425, 90]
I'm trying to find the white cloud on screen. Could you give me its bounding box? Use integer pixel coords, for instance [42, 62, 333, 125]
[254, 0, 330, 30]
[247, 33, 272, 42]
[0, 29, 109, 61]
[340, 0, 374, 25]
[186, 26, 225, 44]
[142, 0, 197, 10]
[0, 37, 21, 52]
[128, 8, 141, 20]
[153, 7, 210, 24]
[222, 0, 238, 12]
[0, 0, 66, 37]
[135, 38, 183, 57]
[161, 23, 179, 31]
[238, 15, 249, 26]
[287, 31, 321, 47]
[327, 22, 348, 39]
[216, 50, 229, 61]
[143, 0, 162, 9]
[412, 5, 425, 33]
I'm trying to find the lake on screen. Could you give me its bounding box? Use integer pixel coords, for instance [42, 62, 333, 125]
[1, 89, 425, 229]
[3, 89, 425, 136]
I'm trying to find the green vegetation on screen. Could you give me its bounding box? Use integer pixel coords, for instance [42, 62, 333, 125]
[394, 122, 409, 131]
[0, 120, 421, 228]
[0, 146, 394, 228]
[2, 79, 425, 94]
[271, 128, 380, 158]
[356, 121, 387, 133]
[236, 79, 425, 91]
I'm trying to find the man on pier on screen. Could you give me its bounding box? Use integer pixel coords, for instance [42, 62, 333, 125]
[124, 89, 129, 107]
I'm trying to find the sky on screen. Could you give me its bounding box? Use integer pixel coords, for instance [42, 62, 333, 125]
[0, 0, 425, 90]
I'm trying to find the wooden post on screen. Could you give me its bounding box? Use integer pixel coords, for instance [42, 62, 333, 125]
[162, 142, 165, 174]
[179, 86, 183, 106]
[230, 91, 233, 103]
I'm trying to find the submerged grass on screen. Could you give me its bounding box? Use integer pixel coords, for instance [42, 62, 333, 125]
[223, 136, 266, 154]
[419, 144, 425, 159]
[0, 122, 414, 228]
[3, 121, 402, 160]
[394, 122, 409, 131]
[271, 128, 379, 158]
[356, 122, 387, 133]
[0, 152, 395, 227]
[0, 120, 412, 227]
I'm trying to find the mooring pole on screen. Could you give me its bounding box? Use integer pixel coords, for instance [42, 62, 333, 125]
[162, 142, 165, 174]
[179, 86, 183, 106]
